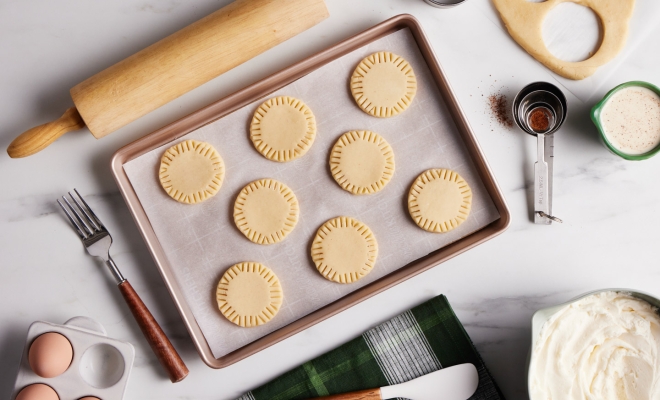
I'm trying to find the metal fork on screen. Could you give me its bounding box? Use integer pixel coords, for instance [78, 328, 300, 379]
[58, 189, 188, 383]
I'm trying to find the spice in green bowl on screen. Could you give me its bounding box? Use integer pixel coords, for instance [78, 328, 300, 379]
[591, 81, 660, 160]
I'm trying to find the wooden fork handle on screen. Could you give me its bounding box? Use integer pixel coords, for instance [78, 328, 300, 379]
[118, 280, 189, 383]
[312, 389, 381, 399]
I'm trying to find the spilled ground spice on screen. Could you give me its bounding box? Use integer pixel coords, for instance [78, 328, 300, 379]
[488, 93, 513, 129]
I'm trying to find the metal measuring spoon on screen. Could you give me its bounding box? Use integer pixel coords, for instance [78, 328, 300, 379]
[513, 82, 567, 224]
[423, 0, 468, 8]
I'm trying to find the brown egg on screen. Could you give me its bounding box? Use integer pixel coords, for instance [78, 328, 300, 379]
[28, 332, 73, 378]
[15, 383, 59, 400]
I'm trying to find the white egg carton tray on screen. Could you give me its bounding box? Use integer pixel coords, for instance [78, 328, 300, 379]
[12, 317, 134, 400]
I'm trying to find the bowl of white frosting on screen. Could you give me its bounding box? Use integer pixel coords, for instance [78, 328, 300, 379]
[527, 289, 660, 400]
[592, 81, 660, 160]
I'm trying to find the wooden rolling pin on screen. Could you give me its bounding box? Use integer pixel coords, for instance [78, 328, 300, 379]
[8, 0, 329, 158]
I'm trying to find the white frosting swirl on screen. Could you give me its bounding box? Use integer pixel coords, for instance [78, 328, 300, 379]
[530, 291, 660, 400]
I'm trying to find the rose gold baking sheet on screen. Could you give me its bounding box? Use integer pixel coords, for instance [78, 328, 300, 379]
[111, 15, 510, 369]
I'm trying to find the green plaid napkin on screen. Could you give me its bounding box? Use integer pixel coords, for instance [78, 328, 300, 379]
[237, 295, 505, 400]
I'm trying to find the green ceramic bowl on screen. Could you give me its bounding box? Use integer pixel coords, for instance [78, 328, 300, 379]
[591, 81, 660, 161]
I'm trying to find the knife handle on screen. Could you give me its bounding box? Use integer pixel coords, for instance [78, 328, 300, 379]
[118, 280, 189, 383]
[7, 107, 86, 158]
[312, 388, 381, 399]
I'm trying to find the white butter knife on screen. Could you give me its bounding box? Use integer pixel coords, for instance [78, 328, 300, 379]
[311, 363, 479, 400]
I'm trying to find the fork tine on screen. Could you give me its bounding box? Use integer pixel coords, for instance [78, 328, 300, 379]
[69, 190, 101, 231]
[73, 188, 105, 229]
[62, 195, 94, 237]
[57, 199, 87, 239]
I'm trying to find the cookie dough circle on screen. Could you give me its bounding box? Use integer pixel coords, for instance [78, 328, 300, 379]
[159, 139, 225, 204]
[351, 51, 417, 118]
[408, 169, 472, 233]
[250, 96, 317, 162]
[330, 131, 395, 195]
[233, 179, 299, 245]
[216, 262, 283, 328]
[311, 217, 378, 284]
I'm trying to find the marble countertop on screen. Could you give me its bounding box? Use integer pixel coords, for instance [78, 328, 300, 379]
[2, 1, 660, 399]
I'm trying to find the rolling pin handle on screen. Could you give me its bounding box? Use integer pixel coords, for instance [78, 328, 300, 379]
[7, 107, 86, 158]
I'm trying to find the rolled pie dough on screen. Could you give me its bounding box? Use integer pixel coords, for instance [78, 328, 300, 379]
[351, 51, 417, 117]
[492, 0, 635, 80]
[311, 216, 378, 284]
[233, 179, 299, 245]
[408, 169, 472, 233]
[158, 139, 225, 204]
[250, 96, 317, 162]
[216, 262, 283, 328]
[329, 130, 395, 195]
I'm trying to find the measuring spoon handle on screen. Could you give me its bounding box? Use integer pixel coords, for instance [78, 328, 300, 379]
[534, 133, 550, 224]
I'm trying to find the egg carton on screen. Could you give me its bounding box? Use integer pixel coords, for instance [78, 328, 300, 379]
[12, 317, 134, 400]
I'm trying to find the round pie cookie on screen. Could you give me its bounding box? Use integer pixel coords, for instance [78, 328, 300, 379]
[311, 216, 378, 284]
[329, 130, 395, 195]
[234, 179, 299, 245]
[350, 51, 417, 118]
[159, 139, 225, 204]
[408, 169, 472, 233]
[216, 262, 283, 328]
[250, 96, 317, 162]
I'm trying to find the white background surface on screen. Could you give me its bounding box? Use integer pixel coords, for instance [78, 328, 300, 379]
[1, 1, 660, 399]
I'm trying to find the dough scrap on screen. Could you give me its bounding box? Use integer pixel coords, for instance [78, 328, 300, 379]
[330, 131, 395, 195]
[233, 179, 299, 245]
[408, 169, 472, 233]
[492, 0, 635, 80]
[351, 51, 417, 117]
[311, 216, 378, 284]
[250, 96, 317, 162]
[216, 262, 283, 328]
[159, 139, 225, 204]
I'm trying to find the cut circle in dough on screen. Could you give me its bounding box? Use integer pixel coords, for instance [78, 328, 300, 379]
[311, 216, 378, 284]
[329, 130, 395, 195]
[492, 0, 635, 80]
[250, 96, 317, 162]
[408, 169, 472, 233]
[216, 262, 283, 328]
[351, 51, 417, 118]
[158, 139, 225, 204]
[233, 179, 299, 245]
